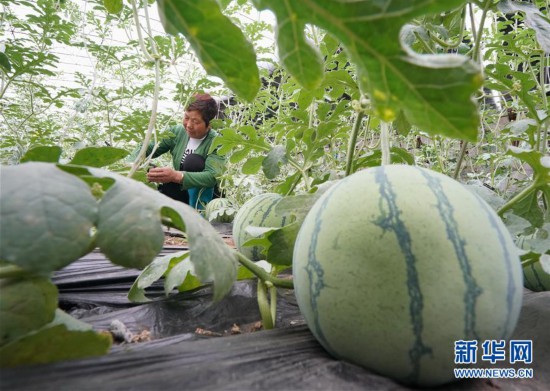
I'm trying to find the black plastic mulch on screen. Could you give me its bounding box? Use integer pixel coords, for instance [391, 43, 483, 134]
[2, 229, 549, 390]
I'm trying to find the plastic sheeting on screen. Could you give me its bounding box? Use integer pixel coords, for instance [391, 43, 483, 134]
[2, 239, 549, 390]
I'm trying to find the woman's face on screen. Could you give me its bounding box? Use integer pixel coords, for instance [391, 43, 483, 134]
[183, 110, 209, 139]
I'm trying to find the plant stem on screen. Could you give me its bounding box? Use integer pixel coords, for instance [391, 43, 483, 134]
[0, 265, 33, 279]
[471, 0, 492, 64]
[130, 0, 154, 61]
[345, 111, 365, 176]
[453, 141, 469, 179]
[257, 279, 274, 329]
[287, 158, 311, 191]
[414, 31, 435, 54]
[269, 281, 277, 323]
[428, 8, 466, 49]
[285, 172, 303, 196]
[497, 181, 539, 217]
[236, 252, 294, 289]
[128, 1, 161, 178]
[538, 57, 549, 153]
[380, 121, 391, 166]
[454, 1, 490, 179]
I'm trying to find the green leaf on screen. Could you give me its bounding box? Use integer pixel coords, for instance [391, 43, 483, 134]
[521, 225, 550, 254]
[507, 147, 550, 186]
[0, 52, 11, 73]
[69, 147, 129, 167]
[465, 183, 506, 212]
[103, 0, 123, 14]
[485, 65, 539, 118]
[505, 147, 550, 228]
[128, 250, 189, 302]
[509, 192, 544, 228]
[503, 212, 532, 236]
[355, 147, 415, 169]
[213, 127, 269, 159]
[262, 145, 287, 179]
[0, 277, 58, 346]
[252, 0, 481, 141]
[229, 148, 250, 163]
[157, 0, 260, 101]
[242, 156, 264, 175]
[0, 164, 97, 274]
[275, 172, 302, 195]
[0, 310, 111, 368]
[20, 146, 62, 163]
[89, 169, 237, 302]
[262, 221, 301, 266]
[393, 110, 412, 136]
[506, 119, 538, 136]
[165, 254, 202, 293]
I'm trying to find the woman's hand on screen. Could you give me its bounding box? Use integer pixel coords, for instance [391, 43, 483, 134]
[147, 167, 183, 184]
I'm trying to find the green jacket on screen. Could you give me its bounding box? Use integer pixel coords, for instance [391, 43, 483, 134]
[146, 124, 224, 190]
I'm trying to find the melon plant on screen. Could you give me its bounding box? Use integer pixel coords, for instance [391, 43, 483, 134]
[292, 165, 523, 387]
[205, 198, 237, 223]
[233, 193, 289, 261]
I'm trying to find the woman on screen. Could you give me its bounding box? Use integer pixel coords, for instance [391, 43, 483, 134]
[145, 94, 224, 208]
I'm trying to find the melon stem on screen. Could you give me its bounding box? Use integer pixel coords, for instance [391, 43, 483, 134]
[257, 279, 274, 329]
[380, 121, 391, 165]
[236, 252, 294, 289]
[345, 111, 365, 176]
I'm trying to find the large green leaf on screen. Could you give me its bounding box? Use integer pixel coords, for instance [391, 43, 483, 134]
[20, 146, 62, 163]
[0, 277, 58, 346]
[0, 163, 97, 273]
[252, 0, 481, 141]
[69, 146, 129, 167]
[0, 310, 111, 368]
[156, 0, 260, 101]
[89, 168, 237, 302]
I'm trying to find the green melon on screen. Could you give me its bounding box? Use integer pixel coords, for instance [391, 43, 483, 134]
[293, 165, 523, 387]
[232, 193, 288, 261]
[523, 260, 550, 291]
[205, 198, 236, 223]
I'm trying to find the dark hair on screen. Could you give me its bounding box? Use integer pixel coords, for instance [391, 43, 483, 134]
[186, 93, 218, 127]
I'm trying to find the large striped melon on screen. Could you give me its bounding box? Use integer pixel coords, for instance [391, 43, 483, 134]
[293, 165, 523, 387]
[523, 260, 550, 291]
[233, 193, 288, 261]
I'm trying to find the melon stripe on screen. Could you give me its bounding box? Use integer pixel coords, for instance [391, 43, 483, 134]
[420, 170, 482, 340]
[375, 167, 431, 384]
[472, 193, 520, 338]
[304, 180, 343, 352]
[234, 193, 276, 251]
